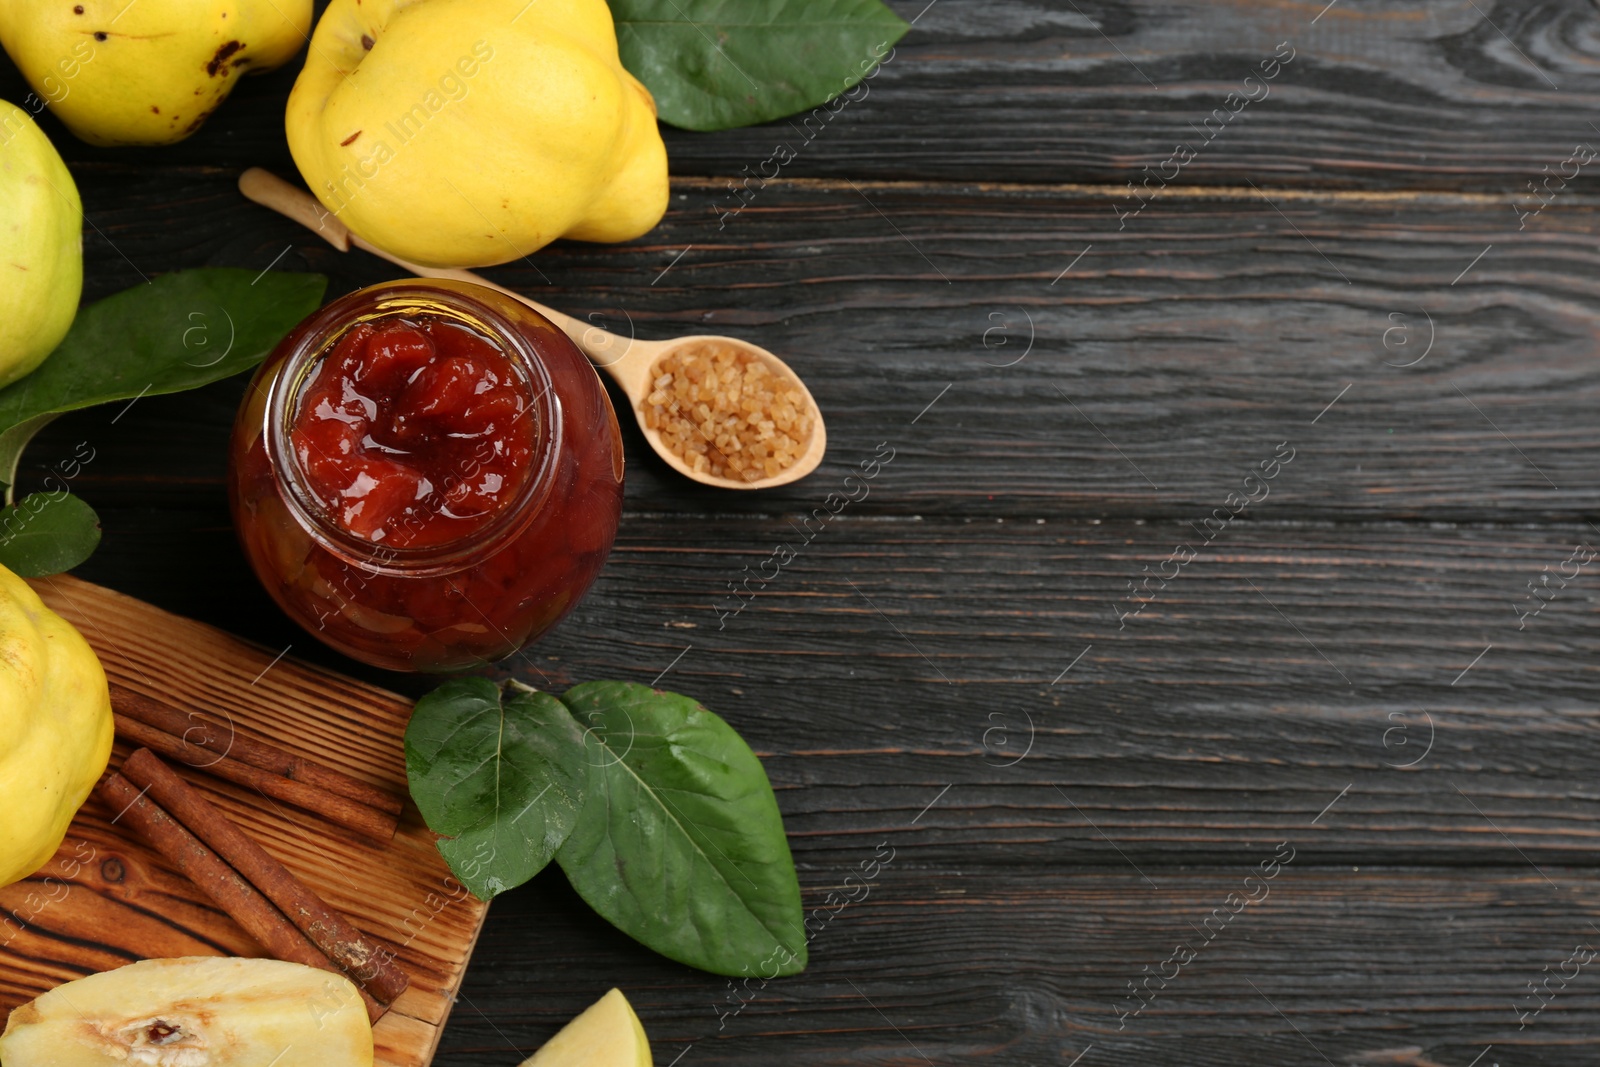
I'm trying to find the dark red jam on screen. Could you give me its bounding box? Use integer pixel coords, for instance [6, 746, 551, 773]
[291, 317, 536, 548]
[229, 280, 624, 673]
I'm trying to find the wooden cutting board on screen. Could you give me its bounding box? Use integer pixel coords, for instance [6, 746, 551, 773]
[0, 576, 490, 1067]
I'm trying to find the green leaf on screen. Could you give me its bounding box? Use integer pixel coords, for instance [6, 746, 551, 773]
[0, 269, 327, 490]
[611, 0, 909, 131]
[555, 681, 806, 977]
[405, 678, 590, 901]
[0, 414, 60, 504]
[0, 492, 100, 577]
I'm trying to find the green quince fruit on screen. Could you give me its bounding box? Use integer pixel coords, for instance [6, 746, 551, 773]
[0, 101, 81, 390]
[286, 0, 668, 269]
[0, 0, 311, 146]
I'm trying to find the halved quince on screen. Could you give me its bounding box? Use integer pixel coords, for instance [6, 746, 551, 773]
[0, 956, 373, 1066]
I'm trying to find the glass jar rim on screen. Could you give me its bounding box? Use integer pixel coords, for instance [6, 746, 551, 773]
[263, 280, 562, 576]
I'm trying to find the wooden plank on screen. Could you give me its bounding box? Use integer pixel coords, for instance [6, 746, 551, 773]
[0, 577, 488, 1067]
[5, 2, 1598, 192]
[487, 516, 1600, 868]
[25, 166, 1600, 522]
[438, 864, 1600, 1066]
[38, 511, 1600, 866]
[657, 0, 1600, 193]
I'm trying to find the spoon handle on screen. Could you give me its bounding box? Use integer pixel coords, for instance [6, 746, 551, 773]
[236, 168, 637, 383]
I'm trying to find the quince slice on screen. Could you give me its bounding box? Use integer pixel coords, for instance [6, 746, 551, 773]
[0, 956, 374, 1066]
[519, 988, 652, 1067]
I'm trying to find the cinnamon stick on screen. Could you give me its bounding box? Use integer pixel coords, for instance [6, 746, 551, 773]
[110, 684, 405, 815]
[95, 772, 387, 1024]
[123, 748, 410, 1006]
[113, 713, 400, 842]
[109, 687, 403, 812]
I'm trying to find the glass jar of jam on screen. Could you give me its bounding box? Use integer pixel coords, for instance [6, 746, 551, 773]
[228, 279, 624, 672]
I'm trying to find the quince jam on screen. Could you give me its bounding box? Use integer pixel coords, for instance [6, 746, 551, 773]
[229, 280, 624, 673]
[292, 318, 536, 548]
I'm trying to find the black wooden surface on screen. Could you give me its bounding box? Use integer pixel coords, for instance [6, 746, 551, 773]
[7, 1, 1600, 1063]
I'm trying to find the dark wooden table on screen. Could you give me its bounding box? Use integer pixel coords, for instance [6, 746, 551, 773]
[8, 1, 1600, 1063]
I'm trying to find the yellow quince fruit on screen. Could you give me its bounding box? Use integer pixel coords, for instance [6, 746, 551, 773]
[0, 563, 112, 890]
[0, 101, 82, 389]
[286, 0, 668, 269]
[0, 0, 311, 146]
[519, 989, 652, 1067]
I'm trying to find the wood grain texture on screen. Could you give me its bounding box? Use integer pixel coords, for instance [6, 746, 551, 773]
[36, 511, 1600, 861]
[438, 864, 1600, 1067]
[384, 517, 1600, 867]
[10, 164, 1600, 1063]
[26, 166, 1600, 522]
[0, 578, 489, 1067]
[7, 1, 1600, 193]
[4, 2, 1599, 1063]
[657, 0, 1600, 193]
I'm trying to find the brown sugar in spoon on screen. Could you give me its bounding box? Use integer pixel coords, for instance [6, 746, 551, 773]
[238, 168, 826, 489]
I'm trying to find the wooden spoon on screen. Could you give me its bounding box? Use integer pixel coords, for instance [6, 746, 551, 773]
[237, 168, 826, 490]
